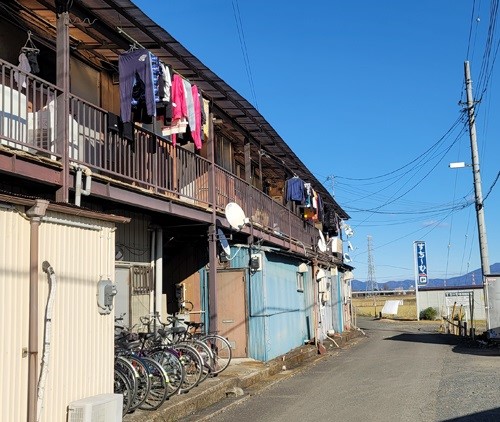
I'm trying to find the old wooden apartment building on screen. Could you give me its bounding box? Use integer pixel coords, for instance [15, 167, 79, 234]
[0, 0, 354, 420]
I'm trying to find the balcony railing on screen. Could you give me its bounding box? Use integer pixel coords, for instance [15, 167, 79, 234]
[0, 58, 315, 248]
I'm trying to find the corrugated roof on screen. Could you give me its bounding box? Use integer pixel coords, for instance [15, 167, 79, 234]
[8, 0, 348, 219]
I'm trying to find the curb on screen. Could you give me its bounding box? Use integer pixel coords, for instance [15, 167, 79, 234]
[124, 330, 363, 421]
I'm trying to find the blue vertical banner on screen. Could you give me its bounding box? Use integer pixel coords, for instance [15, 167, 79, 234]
[414, 241, 428, 285]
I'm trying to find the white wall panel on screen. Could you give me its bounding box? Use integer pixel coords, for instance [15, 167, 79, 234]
[37, 211, 116, 422]
[0, 205, 117, 422]
[0, 205, 30, 422]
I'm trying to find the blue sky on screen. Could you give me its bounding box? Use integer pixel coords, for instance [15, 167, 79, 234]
[133, 1, 500, 283]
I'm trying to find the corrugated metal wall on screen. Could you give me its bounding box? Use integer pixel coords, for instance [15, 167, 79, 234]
[0, 206, 116, 422]
[229, 247, 266, 359]
[262, 253, 308, 360]
[0, 205, 30, 422]
[38, 211, 116, 422]
[229, 247, 309, 361]
[115, 210, 151, 263]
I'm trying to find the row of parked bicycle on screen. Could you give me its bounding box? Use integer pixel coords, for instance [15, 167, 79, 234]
[113, 313, 232, 415]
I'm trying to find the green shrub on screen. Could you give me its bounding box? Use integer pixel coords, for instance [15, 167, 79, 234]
[420, 307, 438, 320]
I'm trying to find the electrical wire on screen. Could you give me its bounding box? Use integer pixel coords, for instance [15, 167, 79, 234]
[483, 170, 500, 202]
[333, 114, 466, 182]
[232, 0, 259, 110]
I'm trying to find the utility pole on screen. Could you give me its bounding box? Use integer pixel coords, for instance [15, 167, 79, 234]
[464, 60, 491, 330]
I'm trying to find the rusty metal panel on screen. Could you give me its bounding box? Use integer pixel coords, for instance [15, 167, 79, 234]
[0, 205, 30, 422]
[37, 211, 116, 422]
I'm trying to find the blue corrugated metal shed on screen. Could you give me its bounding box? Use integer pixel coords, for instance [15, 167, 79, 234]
[200, 245, 347, 361]
[227, 245, 311, 361]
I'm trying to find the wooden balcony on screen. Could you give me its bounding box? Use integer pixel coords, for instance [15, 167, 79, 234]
[0, 58, 317, 250]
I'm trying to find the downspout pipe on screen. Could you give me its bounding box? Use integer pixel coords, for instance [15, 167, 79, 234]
[155, 228, 163, 322]
[70, 163, 92, 207]
[26, 199, 49, 422]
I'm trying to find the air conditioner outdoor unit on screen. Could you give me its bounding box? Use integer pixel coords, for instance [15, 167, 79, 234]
[68, 393, 123, 422]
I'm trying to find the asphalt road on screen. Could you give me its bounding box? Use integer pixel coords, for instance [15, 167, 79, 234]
[190, 318, 500, 422]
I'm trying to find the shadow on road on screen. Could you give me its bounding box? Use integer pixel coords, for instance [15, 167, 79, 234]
[451, 341, 500, 356]
[384, 332, 460, 345]
[385, 332, 500, 356]
[440, 407, 500, 421]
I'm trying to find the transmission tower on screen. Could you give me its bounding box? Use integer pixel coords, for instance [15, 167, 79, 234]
[366, 235, 377, 294]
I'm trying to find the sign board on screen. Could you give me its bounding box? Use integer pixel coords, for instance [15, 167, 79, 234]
[445, 291, 472, 308]
[414, 241, 428, 286]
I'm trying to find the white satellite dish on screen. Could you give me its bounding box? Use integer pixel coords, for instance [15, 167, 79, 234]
[217, 228, 231, 256]
[317, 229, 327, 253]
[225, 202, 249, 231]
[343, 253, 352, 263]
[344, 225, 354, 238]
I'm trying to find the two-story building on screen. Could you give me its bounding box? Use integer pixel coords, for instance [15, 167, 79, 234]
[0, 0, 353, 420]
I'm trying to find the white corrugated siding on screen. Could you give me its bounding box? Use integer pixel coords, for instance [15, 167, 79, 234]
[0, 206, 116, 422]
[0, 205, 30, 422]
[38, 211, 115, 422]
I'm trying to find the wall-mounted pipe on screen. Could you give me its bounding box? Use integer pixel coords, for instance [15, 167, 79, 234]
[37, 262, 56, 422]
[26, 199, 49, 422]
[70, 162, 92, 207]
[155, 228, 163, 321]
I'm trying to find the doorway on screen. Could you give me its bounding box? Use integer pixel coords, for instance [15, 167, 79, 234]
[216, 269, 248, 358]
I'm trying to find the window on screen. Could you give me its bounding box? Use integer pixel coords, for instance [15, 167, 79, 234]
[296, 272, 304, 292]
[215, 133, 233, 172]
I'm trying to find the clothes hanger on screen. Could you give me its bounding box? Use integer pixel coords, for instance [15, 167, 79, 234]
[21, 31, 40, 54]
[127, 44, 139, 53]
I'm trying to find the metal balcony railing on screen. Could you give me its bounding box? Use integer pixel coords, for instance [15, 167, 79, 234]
[0, 58, 315, 249]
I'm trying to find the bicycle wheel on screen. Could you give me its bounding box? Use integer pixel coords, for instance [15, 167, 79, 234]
[181, 340, 214, 383]
[150, 348, 185, 397]
[139, 357, 169, 411]
[114, 368, 132, 416]
[172, 344, 203, 393]
[126, 355, 151, 411]
[203, 335, 232, 375]
[115, 356, 138, 404]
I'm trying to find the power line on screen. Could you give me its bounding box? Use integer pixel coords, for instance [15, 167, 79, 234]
[231, 0, 259, 110]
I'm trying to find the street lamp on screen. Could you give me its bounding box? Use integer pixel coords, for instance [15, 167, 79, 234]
[448, 162, 470, 169]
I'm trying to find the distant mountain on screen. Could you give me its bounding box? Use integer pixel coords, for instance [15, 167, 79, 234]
[352, 262, 500, 292]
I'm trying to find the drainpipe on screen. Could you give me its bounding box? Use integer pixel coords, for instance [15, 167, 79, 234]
[26, 199, 49, 422]
[155, 228, 163, 321]
[150, 230, 156, 320]
[70, 163, 92, 207]
[311, 260, 319, 348]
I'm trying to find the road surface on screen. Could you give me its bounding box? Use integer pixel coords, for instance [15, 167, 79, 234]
[185, 318, 500, 422]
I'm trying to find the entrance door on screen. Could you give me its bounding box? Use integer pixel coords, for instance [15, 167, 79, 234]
[216, 269, 247, 358]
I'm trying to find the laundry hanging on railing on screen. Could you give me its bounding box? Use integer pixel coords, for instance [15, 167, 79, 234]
[285, 176, 305, 204]
[119, 48, 206, 150]
[119, 48, 158, 123]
